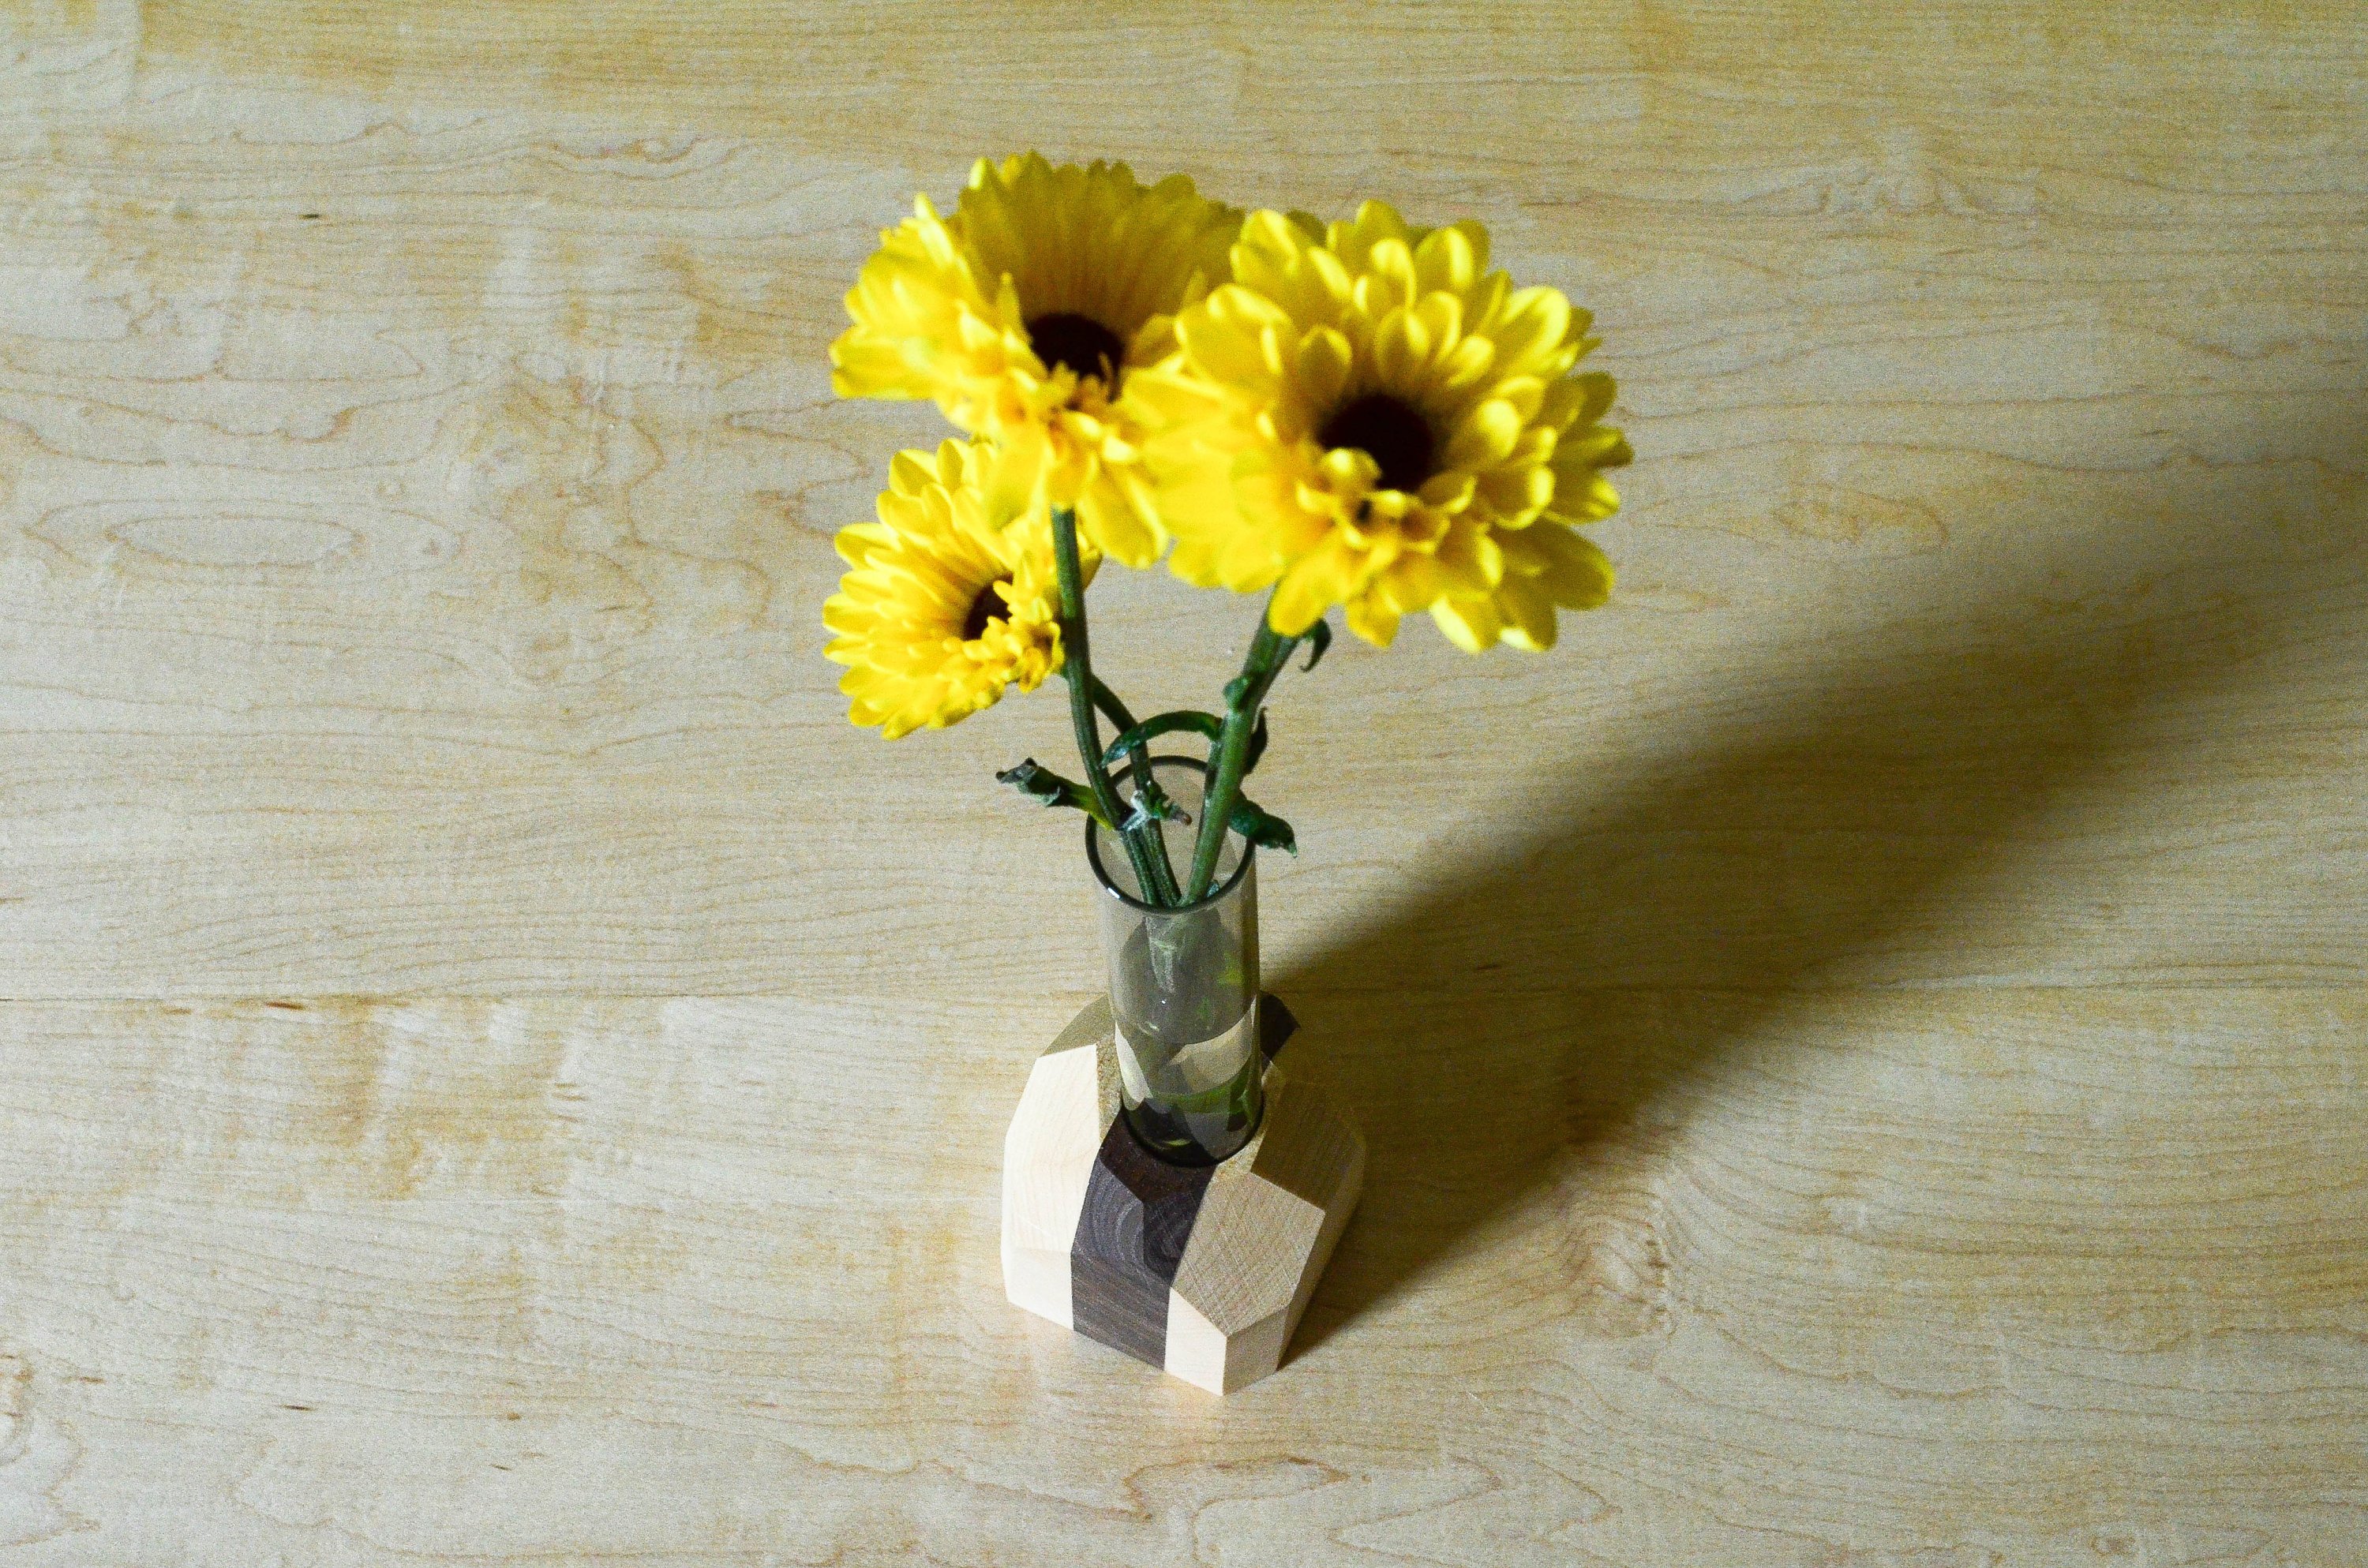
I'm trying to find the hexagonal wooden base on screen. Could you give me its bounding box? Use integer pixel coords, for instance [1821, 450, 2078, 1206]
[1001, 994, 1364, 1394]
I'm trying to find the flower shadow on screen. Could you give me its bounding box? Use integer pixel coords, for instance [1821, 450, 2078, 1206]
[1273, 403, 2365, 1357]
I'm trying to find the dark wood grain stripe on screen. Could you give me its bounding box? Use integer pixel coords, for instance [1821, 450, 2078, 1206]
[1067, 994, 1295, 1368]
[1070, 1116, 1215, 1368]
[1259, 992, 1298, 1061]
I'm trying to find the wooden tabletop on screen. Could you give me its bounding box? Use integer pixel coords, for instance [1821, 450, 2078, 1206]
[2, 2, 2363, 1561]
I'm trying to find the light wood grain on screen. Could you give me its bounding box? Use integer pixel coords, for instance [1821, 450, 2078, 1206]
[1001, 1000, 1364, 1395]
[1, 0, 2363, 1560]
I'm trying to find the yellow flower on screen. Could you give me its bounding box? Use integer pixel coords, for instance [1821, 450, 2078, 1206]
[1133, 202, 1632, 651]
[823, 438, 1088, 739]
[830, 153, 1241, 568]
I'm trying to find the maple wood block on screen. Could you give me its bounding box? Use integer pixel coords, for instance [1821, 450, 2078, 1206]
[1001, 994, 1365, 1395]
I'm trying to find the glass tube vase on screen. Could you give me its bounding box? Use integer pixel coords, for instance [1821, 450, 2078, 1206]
[1084, 755, 1263, 1166]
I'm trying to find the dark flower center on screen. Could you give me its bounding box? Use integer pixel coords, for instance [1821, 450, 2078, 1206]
[1318, 393, 1437, 494]
[961, 578, 1013, 642]
[1026, 312, 1127, 389]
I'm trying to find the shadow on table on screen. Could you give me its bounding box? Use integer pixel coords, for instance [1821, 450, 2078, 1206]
[1277, 401, 2364, 1356]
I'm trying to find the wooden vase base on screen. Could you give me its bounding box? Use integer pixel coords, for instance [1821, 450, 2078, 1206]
[1000, 994, 1365, 1395]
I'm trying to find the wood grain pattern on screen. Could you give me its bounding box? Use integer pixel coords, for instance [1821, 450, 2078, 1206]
[1005, 1001, 1363, 1394]
[1, 0, 2364, 1559]
[999, 1023, 1103, 1330]
[1072, 1117, 1211, 1367]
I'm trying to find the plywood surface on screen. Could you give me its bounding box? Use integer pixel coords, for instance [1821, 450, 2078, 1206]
[0, 2, 2363, 1561]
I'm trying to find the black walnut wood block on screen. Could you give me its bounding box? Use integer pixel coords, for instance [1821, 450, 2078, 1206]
[1001, 994, 1365, 1394]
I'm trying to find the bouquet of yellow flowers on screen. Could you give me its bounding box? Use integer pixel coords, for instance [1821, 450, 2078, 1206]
[825, 153, 1631, 911]
[825, 153, 1631, 1394]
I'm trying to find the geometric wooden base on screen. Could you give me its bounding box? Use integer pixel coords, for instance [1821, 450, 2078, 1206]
[1002, 993, 1365, 1394]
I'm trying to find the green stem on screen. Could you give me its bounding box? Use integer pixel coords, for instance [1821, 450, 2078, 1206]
[1050, 507, 1166, 904]
[1089, 678, 1183, 905]
[1186, 592, 1298, 902]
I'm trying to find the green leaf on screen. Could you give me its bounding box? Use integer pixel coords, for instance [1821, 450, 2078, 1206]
[1100, 709, 1223, 768]
[1300, 617, 1332, 672]
[1243, 709, 1271, 776]
[1229, 795, 1298, 855]
[995, 759, 1111, 829]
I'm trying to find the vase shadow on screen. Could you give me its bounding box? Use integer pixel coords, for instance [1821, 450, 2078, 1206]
[1274, 400, 2364, 1357]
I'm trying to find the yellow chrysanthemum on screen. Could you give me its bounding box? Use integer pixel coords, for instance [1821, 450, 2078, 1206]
[830, 153, 1241, 568]
[1133, 202, 1632, 651]
[824, 438, 1090, 739]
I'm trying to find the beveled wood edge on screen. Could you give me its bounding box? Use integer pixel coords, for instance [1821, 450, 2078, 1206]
[1003, 993, 1366, 1395]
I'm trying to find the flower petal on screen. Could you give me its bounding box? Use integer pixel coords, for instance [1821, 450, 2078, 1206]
[1428, 593, 1501, 653]
[1126, 189, 1624, 654]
